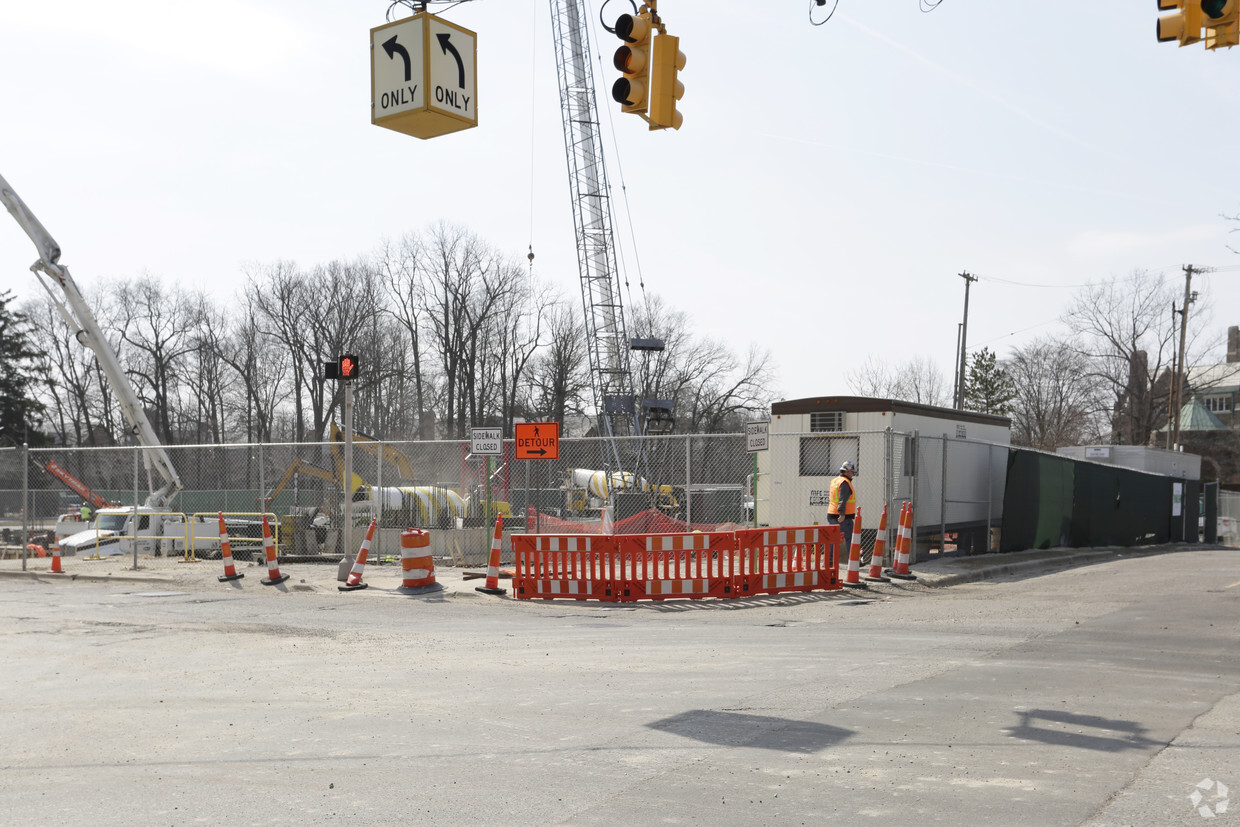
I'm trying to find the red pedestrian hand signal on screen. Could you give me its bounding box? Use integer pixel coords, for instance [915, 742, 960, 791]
[338, 353, 359, 380]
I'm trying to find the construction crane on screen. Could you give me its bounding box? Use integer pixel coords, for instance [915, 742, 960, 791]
[0, 173, 182, 508]
[548, 0, 654, 488]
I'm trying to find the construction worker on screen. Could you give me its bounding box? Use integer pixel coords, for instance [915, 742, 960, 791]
[827, 461, 858, 549]
[79, 502, 92, 523]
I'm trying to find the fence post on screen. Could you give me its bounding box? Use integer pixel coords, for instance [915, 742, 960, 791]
[684, 434, 692, 527]
[132, 445, 140, 570]
[376, 440, 384, 561]
[884, 427, 893, 549]
[986, 442, 994, 554]
[20, 442, 28, 571]
[258, 441, 265, 519]
[940, 434, 948, 558]
[910, 430, 919, 563]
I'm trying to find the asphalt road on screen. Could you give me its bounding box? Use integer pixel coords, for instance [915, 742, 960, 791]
[1, 549, 1237, 826]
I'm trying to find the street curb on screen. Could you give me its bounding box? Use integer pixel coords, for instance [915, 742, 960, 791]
[915, 545, 1196, 588]
[0, 568, 180, 585]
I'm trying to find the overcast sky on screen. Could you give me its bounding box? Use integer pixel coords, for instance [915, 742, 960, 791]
[3, 0, 1239, 405]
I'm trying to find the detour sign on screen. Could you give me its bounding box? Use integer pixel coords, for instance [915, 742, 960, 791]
[514, 421, 559, 460]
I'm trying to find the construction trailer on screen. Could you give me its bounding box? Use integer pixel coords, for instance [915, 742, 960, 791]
[758, 396, 1011, 553]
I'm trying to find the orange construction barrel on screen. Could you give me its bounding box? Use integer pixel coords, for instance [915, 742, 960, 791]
[399, 529, 443, 594]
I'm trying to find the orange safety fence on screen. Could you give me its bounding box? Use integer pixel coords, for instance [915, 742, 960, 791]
[734, 525, 841, 596]
[614, 530, 737, 601]
[513, 534, 618, 601]
[512, 525, 841, 603]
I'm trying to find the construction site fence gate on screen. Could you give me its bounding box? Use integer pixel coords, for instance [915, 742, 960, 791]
[512, 525, 841, 602]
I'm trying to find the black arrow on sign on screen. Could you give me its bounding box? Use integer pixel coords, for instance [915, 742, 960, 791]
[436, 32, 466, 89]
[527, 448, 547, 457]
[383, 35, 412, 83]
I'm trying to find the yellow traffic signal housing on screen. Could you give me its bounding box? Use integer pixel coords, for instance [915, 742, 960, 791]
[648, 34, 686, 131]
[612, 12, 653, 114]
[1158, 0, 1204, 45]
[1203, 0, 1239, 49]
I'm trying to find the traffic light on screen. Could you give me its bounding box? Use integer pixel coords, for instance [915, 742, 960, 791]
[1203, 0, 1239, 49]
[612, 12, 653, 115]
[648, 33, 686, 130]
[1158, 0, 1204, 46]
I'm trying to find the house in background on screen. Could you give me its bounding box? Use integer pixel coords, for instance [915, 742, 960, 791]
[1174, 326, 1240, 489]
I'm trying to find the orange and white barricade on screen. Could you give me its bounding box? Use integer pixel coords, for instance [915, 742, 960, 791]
[886, 502, 917, 581]
[260, 515, 289, 586]
[512, 534, 614, 601]
[476, 514, 507, 596]
[217, 512, 244, 582]
[842, 509, 867, 589]
[399, 528, 444, 594]
[614, 531, 736, 602]
[865, 504, 891, 583]
[339, 518, 376, 592]
[734, 525, 841, 596]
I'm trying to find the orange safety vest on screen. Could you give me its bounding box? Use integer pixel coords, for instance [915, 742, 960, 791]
[827, 475, 856, 517]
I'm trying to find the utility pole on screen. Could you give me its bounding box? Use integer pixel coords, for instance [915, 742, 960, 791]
[1171, 264, 1200, 449]
[955, 271, 978, 410]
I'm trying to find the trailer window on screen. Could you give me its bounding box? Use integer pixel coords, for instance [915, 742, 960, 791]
[810, 412, 844, 432]
[799, 436, 860, 477]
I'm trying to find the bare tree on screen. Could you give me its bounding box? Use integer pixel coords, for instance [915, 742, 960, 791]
[112, 275, 198, 444]
[847, 355, 949, 406]
[376, 234, 434, 439]
[528, 298, 590, 424]
[1005, 337, 1107, 450]
[1062, 269, 1211, 445]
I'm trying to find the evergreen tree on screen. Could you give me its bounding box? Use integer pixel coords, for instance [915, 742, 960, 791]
[963, 346, 1016, 416]
[0, 291, 49, 445]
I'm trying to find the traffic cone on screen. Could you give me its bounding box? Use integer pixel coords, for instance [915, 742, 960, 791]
[49, 542, 64, 574]
[260, 514, 289, 586]
[842, 508, 868, 589]
[339, 518, 376, 592]
[398, 528, 444, 594]
[476, 513, 507, 596]
[217, 512, 244, 582]
[865, 504, 892, 583]
[887, 502, 918, 581]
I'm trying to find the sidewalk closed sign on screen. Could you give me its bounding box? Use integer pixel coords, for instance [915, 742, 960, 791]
[746, 421, 769, 452]
[514, 421, 559, 460]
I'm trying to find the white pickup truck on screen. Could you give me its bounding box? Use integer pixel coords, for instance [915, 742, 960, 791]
[57, 507, 215, 558]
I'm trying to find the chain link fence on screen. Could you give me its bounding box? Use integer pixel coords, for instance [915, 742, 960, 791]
[0, 433, 751, 567]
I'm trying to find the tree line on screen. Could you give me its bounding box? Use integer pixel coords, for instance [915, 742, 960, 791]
[8, 223, 776, 447]
[847, 269, 1220, 451]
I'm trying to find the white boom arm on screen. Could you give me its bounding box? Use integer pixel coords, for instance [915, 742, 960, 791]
[0, 173, 183, 507]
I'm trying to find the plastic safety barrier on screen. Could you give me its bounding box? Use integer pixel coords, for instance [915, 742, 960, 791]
[733, 525, 841, 596]
[513, 525, 841, 602]
[512, 534, 617, 601]
[613, 531, 737, 602]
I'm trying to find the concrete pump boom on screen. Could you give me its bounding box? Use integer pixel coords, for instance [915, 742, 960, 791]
[0, 173, 183, 507]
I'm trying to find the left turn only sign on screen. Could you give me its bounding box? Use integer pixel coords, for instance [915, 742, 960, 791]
[371, 12, 477, 140]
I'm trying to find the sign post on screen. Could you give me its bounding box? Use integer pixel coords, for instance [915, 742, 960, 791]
[746, 421, 769, 528]
[471, 427, 502, 522]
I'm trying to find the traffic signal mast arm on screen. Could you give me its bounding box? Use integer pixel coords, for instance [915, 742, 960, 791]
[0, 173, 183, 508]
